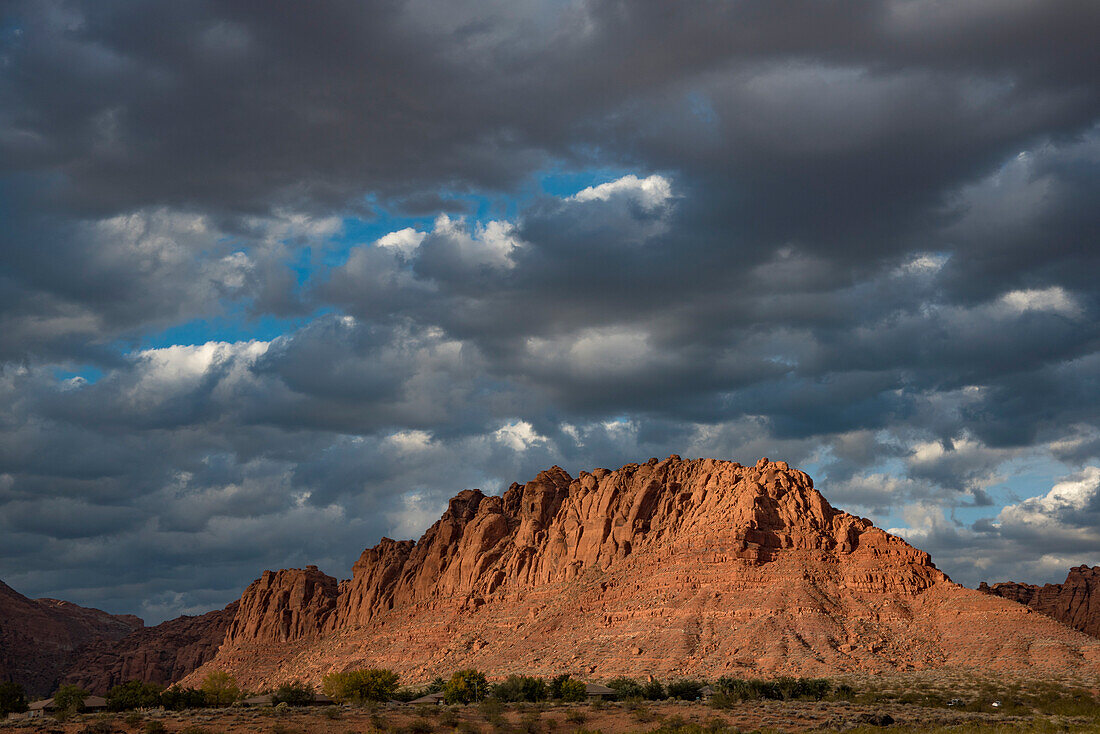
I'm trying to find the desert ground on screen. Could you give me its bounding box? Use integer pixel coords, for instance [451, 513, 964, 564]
[7, 672, 1100, 734]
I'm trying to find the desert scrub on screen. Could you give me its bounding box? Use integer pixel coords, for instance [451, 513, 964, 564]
[437, 709, 459, 729]
[455, 723, 481, 734]
[478, 698, 505, 726]
[404, 719, 435, 734]
[321, 707, 342, 721]
[518, 710, 541, 734]
[142, 722, 165, 734]
[78, 721, 113, 734]
[563, 710, 586, 725]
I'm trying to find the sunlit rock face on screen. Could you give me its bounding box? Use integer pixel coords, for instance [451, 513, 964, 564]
[980, 566, 1100, 639]
[185, 457, 1100, 689]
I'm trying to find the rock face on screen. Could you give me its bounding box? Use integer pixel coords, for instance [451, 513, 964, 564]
[0, 579, 142, 697]
[184, 457, 1100, 689]
[60, 602, 239, 695]
[979, 566, 1100, 638]
[224, 567, 338, 644]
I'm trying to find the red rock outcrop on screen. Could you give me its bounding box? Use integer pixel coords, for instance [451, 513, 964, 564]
[979, 566, 1100, 638]
[0, 579, 142, 697]
[60, 602, 238, 694]
[224, 566, 338, 644]
[181, 457, 1100, 689]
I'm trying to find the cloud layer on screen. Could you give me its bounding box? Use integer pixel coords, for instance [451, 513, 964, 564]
[1, 0, 1098, 621]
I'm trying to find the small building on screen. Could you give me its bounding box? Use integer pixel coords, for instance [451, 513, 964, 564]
[584, 683, 616, 699]
[26, 698, 53, 718]
[408, 692, 446, 705]
[26, 696, 107, 717]
[699, 685, 716, 700]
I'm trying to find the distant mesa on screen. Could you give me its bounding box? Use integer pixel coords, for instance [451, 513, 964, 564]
[6, 456, 1100, 697]
[979, 565, 1100, 639]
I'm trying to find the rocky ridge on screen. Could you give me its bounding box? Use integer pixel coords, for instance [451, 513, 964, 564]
[60, 602, 239, 694]
[0, 579, 142, 697]
[979, 566, 1100, 639]
[184, 457, 1100, 689]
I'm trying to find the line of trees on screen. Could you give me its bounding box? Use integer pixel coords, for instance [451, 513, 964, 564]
[17, 669, 851, 718]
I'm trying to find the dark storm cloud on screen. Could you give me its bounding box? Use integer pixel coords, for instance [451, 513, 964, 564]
[1, 0, 1099, 618]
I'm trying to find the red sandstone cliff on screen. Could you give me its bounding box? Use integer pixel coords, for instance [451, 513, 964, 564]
[60, 602, 239, 695]
[184, 457, 1100, 689]
[0, 580, 142, 697]
[979, 566, 1100, 639]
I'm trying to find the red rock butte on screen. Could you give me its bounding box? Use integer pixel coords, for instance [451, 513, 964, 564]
[181, 457, 1100, 689]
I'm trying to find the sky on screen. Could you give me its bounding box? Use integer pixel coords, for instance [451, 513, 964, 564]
[1, 0, 1099, 624]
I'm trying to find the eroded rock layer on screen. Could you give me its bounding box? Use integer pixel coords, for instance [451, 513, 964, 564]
[181, 457, 1100, 689]
[61, 602, 238, 695]
[0, 580, 142, 697]
[979, 566, 1100, 638]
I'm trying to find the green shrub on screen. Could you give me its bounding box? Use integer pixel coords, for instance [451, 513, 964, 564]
[107, 681, 164, 711]
[493, 675, 548, 703]
[642, 680, 667, 701]
[444, 670, 489, 705]
[557, 680, 585, 703]
[605, 678, 643, 701]
[123, 712, 143, 727]
[272, 680, 314, 707]
[54, 684, 91, 715]
[200, 671, 240, 706]
[666, 680, 703, 701]
[406, 719, 435, 734]
[563, 710, 586, 725]
[142, 721, 166, 734]
[437, 708, 459, 728]
[519, 710, 542, 734]
[160, 686, 207, 710]
[322, 669, 400, 704]
[0, 681, 28, 716]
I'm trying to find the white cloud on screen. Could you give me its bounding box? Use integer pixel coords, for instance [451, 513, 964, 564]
[493, 420, 547, 452]
[375, 227, 427, 256]
[998, 286, 1081, 317]
[571, 174, 673, 210]
[432, 214, 521, 269]
[997, 466, 1100, 528]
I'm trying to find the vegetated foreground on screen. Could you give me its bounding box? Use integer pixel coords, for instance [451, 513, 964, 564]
[8, 672, 1100, 734]
[182, 457, 1100, 690]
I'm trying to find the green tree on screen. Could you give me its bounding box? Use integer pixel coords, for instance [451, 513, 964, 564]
[200, 671, 240, 706]
[443, 669, 488, 704]
[273, 680, 314, 706]
[667, 679, 704, 700]
[322, 669, 400, 703]
[558, 678, 586, 702]
[642, 679, 667, 700]
[160, 686, 207, 710]
[0, 682, 28, 716]
[106, 680, 163, 711]
[492, 675, 547, 703]
[606, 677, 644, 700]
[548, 674, 570, 701]
[53, 684, 90, 714]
